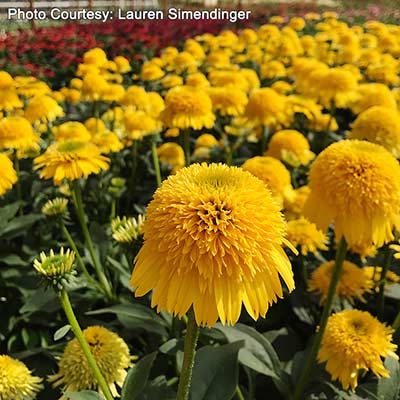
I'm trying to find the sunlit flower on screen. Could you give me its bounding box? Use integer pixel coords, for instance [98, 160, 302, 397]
[242, 156, 293, 207]
[131, 163, 295, 326]
[0, 153, 17, 196]
[309, 260, 373, 303]
[111, 215, 145, 243]
[286, 218, 328, 255]
[25, 95, 64, 124]
[83, 47, 108, 66]
[350, 83, 397, 114]
[349, 106, 400, 158]
[34, 140, 109, 185]
[0, 116, 39, 152]
[318, 309, 398, 391]
[81, 73, 108, 101]
[195, 134, 219, 149]
[140, 62, 165, 81]
[53, 122, 92, 142]
[266, 129, 315, 167]
[114, 55, 131, 73]
[0, 89, 23, 111]
[157, 142, 185, 173]
[161, 86, 215, 130]
[304, 140, 400, 248]
[207, 87, 247, 116]
[0, 354, 43, 400]
[49, 326, 134, 398]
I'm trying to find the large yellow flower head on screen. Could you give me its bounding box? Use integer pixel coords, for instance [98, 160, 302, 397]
[161, 86, 215, 130]
[0, 89, 23, 111]
[286, 218, 328, 256]
[0, 116, 39, 152]
[207, 87, 248, 116]
[130, 163, 295, 327]
[49, 326, 134, 398]
[83, 47, 108, 66]
[266, 129, 315, 167]
[34, 140, 109, 185]
[303, 140, 400, 248]
[318, 310, 398, 391]
[25, 95, 64, 123]
[309, 260, 373, 303]
[244, 88, 288, 129]
[0, 153, 17, 196]
[348, 106, 400, 158]
[241, 156, 293, 207]
[0, 354, 43, 400]
[350, 83, 397, 114]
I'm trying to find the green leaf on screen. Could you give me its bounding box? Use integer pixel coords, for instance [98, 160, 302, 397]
[121, 352, 157, 400]
[189, 341, 243, 400]
[54, 325, 71, 341]
[215, 323, 282, 380]
[0, 254, 26, 266]
[377, 356, 400, 400]
[0, 214, 42, 239]
[65, 391, 104, 400]
[20, 288, 58, 314]
[86, 304, 168, 336]
[143, 375, 176, 400]
[0, 202, 21, 229]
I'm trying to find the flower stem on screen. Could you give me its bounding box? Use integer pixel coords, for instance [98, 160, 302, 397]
[59, 289, 114, 400]
[71, 182, 113, 300]
[151, 137, 162, 188]
[235, 385, 245, 400]
[182, 129, 191, 166]
[291, 236, 347, 400]
[60, 219, 98, 288]
[377, 246, 392, 320]
[393, 312, 400, 331]
[177, 308, 199, 400]
[14, 155, 23, 215]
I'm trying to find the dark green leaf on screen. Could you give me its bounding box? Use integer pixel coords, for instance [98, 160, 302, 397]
[189, 341, 243, 400]
[20, 288, 58, 314]
[0, 254, 27, 266]
[142, 375, 176, 400]
[121, 352, 157, 400]
[54, 325, 71, 341]
[0, 202, 21, 229]
[0, 214, 42, 238]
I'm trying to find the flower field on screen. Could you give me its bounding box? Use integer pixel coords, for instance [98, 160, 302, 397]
[1, 7, 400, 400]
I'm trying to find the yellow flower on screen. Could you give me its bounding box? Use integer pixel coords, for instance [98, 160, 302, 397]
[184, 39, 206, 60]
[270, 16, 284, 24]
[348, 242, 377, 261]
[168, 51, 198, 74]
[15, 78, 51, 98]
[49, 326, 134, 398]
[0, 116, 39, 152]
[83, 47, 108, 66]
[120, 85, 150, 110]
[208, 70, 249, 92]
[60, 88, 81, 104]
[318, 310, 398, 391]
[308, 112, 339, 132]
[186, 72, 210, 88]
[363, 266, 399, 289]
[101, 83, 125, 102]
[25, 95, 64, 123]
[0, 354, 43, 400]
[309, 260, 373, 303]
[124, 110, 161, 141]
[283, 185, 310, 221]
[41, 197, 69, 217]
[157, 142, 185, 173]
[286, 218, 328, 255]
[92, 131, 123, 153]
[242, 156, 293, 207]
[81, 73, 109, 101]
[0, 89, 23, 111]
[266, 129, 315, 167]
[349, 106, 400, 158]
[350, 83, 397, 115]
[161, 74, 184, 89]
[289, 17, 305, 31]
[33, 248, 76, 286]
[130, 163, 295, 326]
[244, 88, 288, 129]
[303, 140, 400, 248]
[53, 121, 92, 142]
[34, 140, 109, 185]
[271, 81, 293, 95]
[114, 55, 131, 73]
[260, 61, 286, 80]
[207, 87, 247, 116]
[161, 86, 215, 130]
[111, 215, 145, 243]
[195, 134, 219, 149]
[140, 62, 165, 81]
[0, 153, 17, 196]
[0, 71, 14, 89]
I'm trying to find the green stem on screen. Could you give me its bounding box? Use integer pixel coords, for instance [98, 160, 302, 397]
[183, 129, 191, 166]
[177, 308, 199, 400]
[151, 137, 162, 188]
[377, 246, 392, 320]
[60, 220, 97, 287]
[393, 312, 400, 331]
[235, 385, 245, 400]
[71, 182, 113, 300]
[59, 289, 114, 400]
[110, 199, 116, 221]
[291, 237, 347, 400]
